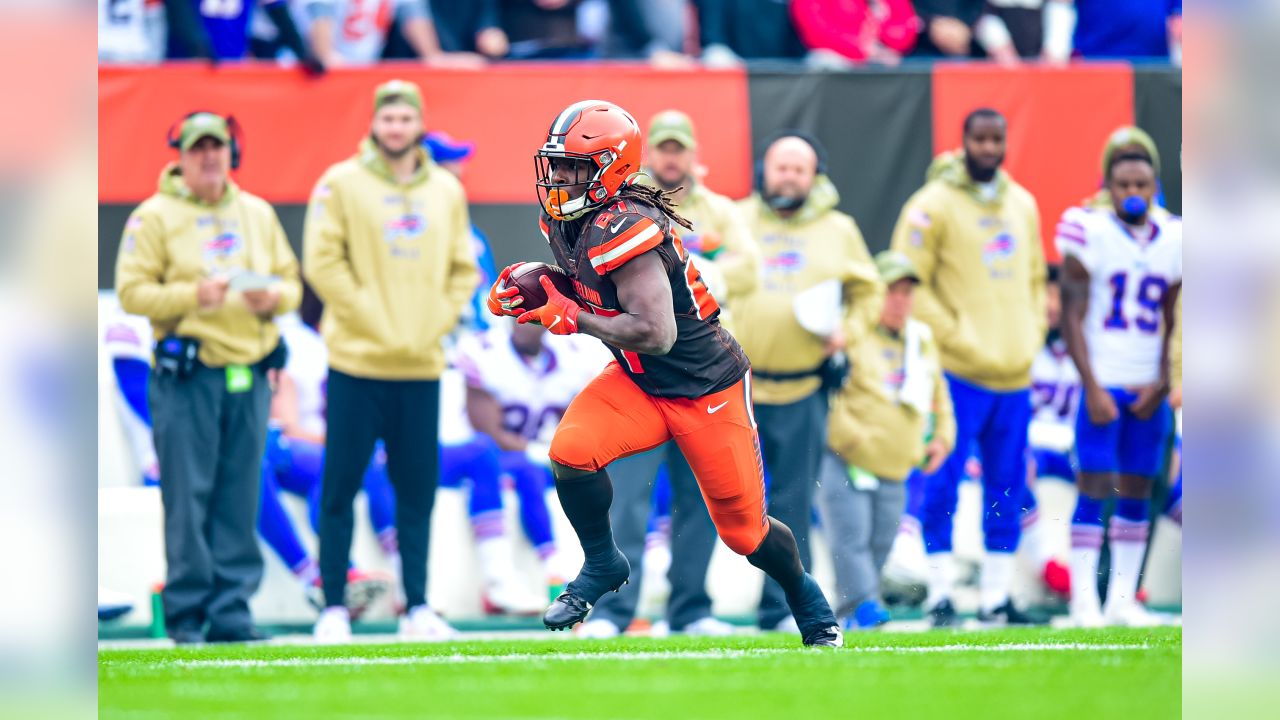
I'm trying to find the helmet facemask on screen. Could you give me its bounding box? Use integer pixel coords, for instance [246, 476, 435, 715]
[535, 150, 619, 221]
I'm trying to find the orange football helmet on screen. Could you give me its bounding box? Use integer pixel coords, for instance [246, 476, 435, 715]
[535, 100, 642, 221]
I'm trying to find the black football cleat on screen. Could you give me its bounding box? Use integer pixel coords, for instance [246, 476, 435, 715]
[542, 552, 630, 631]
[929, 598, 959, 628]
[802, 624, 844, 648]
[543, 590, 593, 631]
[978, 600, 1049, 626]
[789, 574, 842, 648]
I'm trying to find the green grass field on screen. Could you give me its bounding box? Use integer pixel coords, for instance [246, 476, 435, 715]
[99, 626, 1180, 719]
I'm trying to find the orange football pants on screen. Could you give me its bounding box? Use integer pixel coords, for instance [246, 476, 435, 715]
[549, 362, 769, 556]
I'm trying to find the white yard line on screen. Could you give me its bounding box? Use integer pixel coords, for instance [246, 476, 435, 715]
[138, 643, 1153, 670]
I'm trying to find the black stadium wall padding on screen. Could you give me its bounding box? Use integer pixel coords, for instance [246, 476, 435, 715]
[745, 69, 935, 254]
[1132, 67, 1183, 216]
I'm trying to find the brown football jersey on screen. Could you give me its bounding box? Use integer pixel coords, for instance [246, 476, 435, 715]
[539, 196, 750, 399]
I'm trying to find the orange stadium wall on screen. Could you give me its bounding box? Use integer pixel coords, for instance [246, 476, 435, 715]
[98, 65, 754, 205]
[932, 64, 1136, 262]
[98, 64, 1181, 287]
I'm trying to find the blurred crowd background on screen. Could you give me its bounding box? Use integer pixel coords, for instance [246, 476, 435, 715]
[99, 0, 1183, 69]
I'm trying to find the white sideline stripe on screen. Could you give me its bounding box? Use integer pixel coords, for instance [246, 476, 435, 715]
[156, 643, 1152, 669]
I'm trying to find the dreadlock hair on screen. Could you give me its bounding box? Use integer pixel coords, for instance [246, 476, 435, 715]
[617, 181, 693, 231]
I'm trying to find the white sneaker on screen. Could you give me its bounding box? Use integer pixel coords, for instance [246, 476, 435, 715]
[1103, 600, 1168, 627]
[649, 620, 671, 638]
[640, 544, 673, 605]
[398, 605, 458, 642]
[575, 618, 621, 639]
[483, 578, 546, 616]
[98, 586, 135, 621]
[313, 607, 353, 644]
[682, 616, 738, 636]
[1068, 606, 1106, 628]
[543, 551, 578, 587]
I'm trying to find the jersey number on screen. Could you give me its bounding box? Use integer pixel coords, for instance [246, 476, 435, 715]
[1031, 381, 1077, 419]
[1104, 272, 1168, 334]
[502, 404, 567, 439]
[342, 0, 391, 41]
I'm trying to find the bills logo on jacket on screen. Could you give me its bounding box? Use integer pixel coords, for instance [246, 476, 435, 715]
[384, 213, 426, 242]
[204, 232, 242, 261]
[982, 233, 1015, 265]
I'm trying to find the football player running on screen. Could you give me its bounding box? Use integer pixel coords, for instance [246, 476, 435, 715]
[1058, 151, 1181, 627]
[489, 101, 841, 647]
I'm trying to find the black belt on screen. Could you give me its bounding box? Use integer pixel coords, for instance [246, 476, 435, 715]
[751, 363, 825, 382]
[189, 339, 289, 373]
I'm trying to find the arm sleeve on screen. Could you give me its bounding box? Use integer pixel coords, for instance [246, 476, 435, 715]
[841, 220, 883, 345]
[444, 195, 482, 316]
[889, 197, 959, 345]
[1054, 206, 1096, 273]
[115, 208, 199, 321]
[710, 200, 760, 301]
[268, 210, 303, 316]
[301, 176, 363, 314]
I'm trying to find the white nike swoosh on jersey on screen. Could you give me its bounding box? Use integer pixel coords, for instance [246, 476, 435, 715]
[707, 401, 729, 414]
[548, 316, 561, 331]
[610, 219, 627, 233]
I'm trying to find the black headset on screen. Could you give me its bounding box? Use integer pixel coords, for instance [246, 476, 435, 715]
[754, 129, 830, 191]
[166, 111, 243, 170]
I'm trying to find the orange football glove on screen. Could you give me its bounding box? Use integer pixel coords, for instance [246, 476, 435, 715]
[486, 263, 525, 317]
[517, 276, 581, 335]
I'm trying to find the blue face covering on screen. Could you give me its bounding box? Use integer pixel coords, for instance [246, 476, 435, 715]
[1120, 195, 1149, 224]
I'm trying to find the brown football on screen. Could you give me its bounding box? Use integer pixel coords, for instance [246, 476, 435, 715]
[507, 262, 579, 310]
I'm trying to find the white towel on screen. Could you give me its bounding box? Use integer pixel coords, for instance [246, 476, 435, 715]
[898, 318, 934, 415]
[791, 279, 842, 338]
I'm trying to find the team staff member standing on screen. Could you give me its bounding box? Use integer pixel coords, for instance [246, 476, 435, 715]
[304, 80, 480, 642]
[889, 108, 1047, 627]
[116, 111, 301, 644]
[820, 251, 955, 630]
[736, 133, 881, 632]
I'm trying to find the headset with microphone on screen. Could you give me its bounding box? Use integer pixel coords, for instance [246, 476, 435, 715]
[166, 111, 244, 170]
[753, 129, 830, 193]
